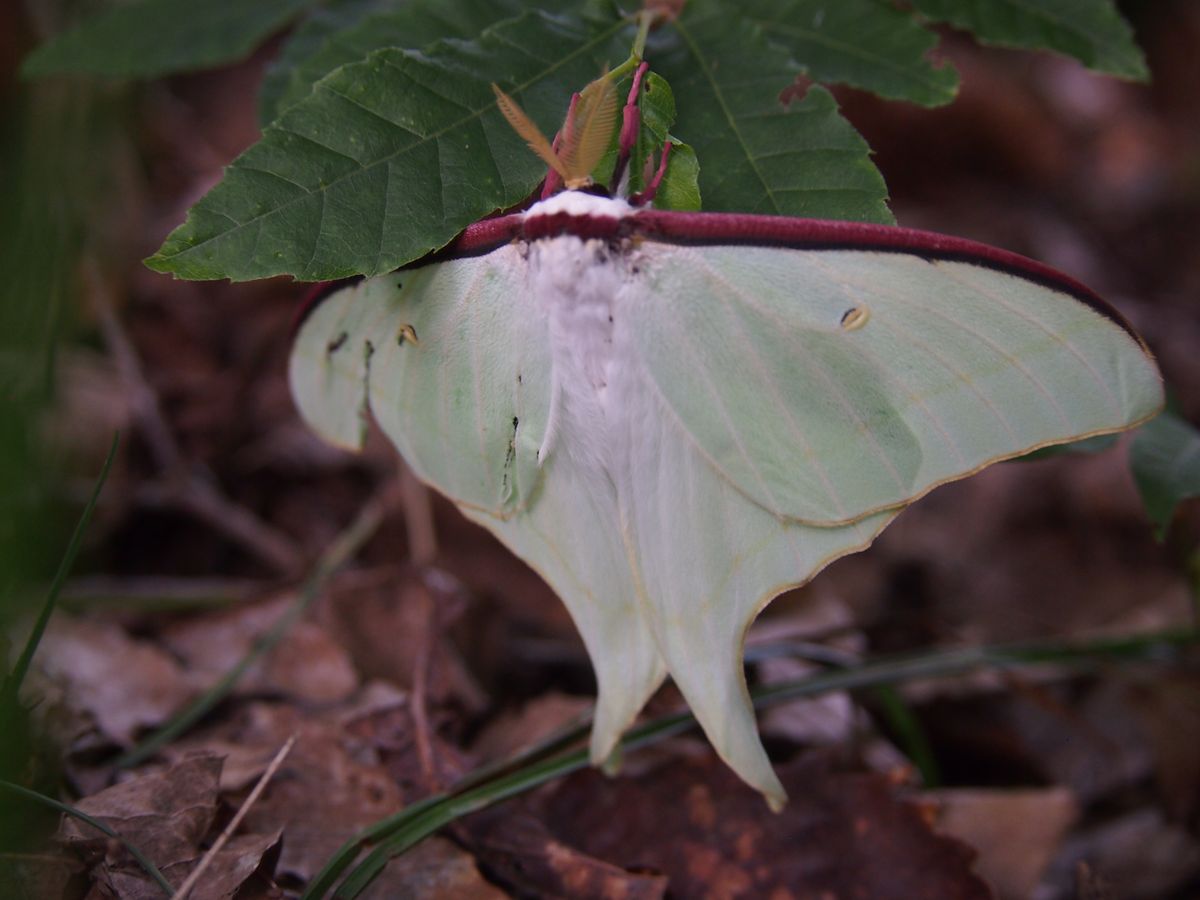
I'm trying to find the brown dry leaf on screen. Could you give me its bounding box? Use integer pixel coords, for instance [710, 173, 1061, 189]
[471, 815, 667, 900]
[360, 836, 506, 900]
[58, 754, 221, 892]
[165, 737, 284, 794]
[1043, 808, 1200, 900]
[322, 571, 487, 715]
[758, 656, 859, 748]
[0, 852, 82, 900]
[209, 702, 405, 883]
[217, 686, 492, 898]
[102, 832, 283, 900]
[1007, 680, 1154, 805]
[857, 451, 1191, 645]
[752, 591, 865, 748]
[929, 787, 1077, 900]
[161, 831, 283, 900]
[540, 752, 992, 899]
[41, 350, 133, 472]
[161, 593, 358, 705]
[471, 691, 592, 763]
[1125, 672, 1200, 824]
[339, 683, 470, 802]
[29, 614, 195, 747]
[161, 686, 482, 892]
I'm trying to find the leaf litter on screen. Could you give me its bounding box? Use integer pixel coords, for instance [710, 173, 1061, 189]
[6, 5, 1200, 899]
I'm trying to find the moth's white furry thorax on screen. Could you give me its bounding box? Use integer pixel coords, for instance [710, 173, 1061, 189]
[524, 190, 633, 221]
[528, 229, 632, 469]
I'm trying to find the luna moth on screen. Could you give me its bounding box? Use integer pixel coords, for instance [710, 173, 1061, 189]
[289, 64, 1163, 809]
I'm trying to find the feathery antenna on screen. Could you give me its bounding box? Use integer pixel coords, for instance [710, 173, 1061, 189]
[491, 84, 568, 179]
[492, 72, 620, 192]
[560, 71, 617, 188]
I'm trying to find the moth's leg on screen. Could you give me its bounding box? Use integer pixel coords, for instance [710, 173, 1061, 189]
[630, 141, 672, 207]
[611, 61, 650, 197]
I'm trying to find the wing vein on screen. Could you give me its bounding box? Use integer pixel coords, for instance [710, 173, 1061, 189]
[935, 262, 1123, 418]
[647, 278, 823, 522]
[693, 255, 913, 500]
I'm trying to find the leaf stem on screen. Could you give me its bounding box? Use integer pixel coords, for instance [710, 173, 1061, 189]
[631, 9, 652, 61]
[608, 9, 654, 81]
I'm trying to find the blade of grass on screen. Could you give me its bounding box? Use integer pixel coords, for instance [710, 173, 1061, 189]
[2, 433, 118, 707]
[870, 685, 941, 786]
[1187, 546, 1200, 624]
[59, 577, 259, 614]
[449, 708, 593, 794]
[0, 779, 173, 895]
[115, 491, 390, 768]
[311, 626, 1196, 898]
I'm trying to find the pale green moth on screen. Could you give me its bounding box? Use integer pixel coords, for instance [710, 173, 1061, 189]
[288, 70, 1163, 809]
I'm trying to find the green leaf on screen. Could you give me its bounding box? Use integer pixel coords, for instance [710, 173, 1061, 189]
[909, 0, 1148, 81]
[738, 0, 959, 107]
[21, 0, 316, 79]
[655, 142, 702, 211]
[259, 0, 394, 125]
[146, 11, 630, 282]
[651, 2, 892, 222]
[634, 73, 702, 210]
[260, 0, 580, 125]
[1131, 412, 1200, 538]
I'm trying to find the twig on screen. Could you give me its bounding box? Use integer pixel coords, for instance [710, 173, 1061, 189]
[83, 259, 302, 575]
[60, 575, 258, 612]
[398, 466, 437, 565]
[1187, 545, 1200, 625]
[410, 585, 438, 792]
[169, 735, 296, 900]
[399, 465, 440, 791]
[137, 479, 301, 575]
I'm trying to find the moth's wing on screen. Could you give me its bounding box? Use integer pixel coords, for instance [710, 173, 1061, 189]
[290, 250, 666, 761]
[612, 362, 896, 808]
[290, 248, 549, 517]
[628, 243, 1163, 526]
[289, 280, 385, 452]
[616, 240, 1161, 804]
[462, 448, 668, 765]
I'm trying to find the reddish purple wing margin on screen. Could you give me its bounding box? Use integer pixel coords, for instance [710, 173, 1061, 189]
[297, 209, 1143, 346]
[634, 211, 1140, 341]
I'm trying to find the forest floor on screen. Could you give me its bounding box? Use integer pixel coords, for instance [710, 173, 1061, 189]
[4, 3, 1200, 899]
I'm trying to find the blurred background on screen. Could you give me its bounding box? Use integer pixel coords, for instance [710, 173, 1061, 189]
[2, 1, 1198, 898]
